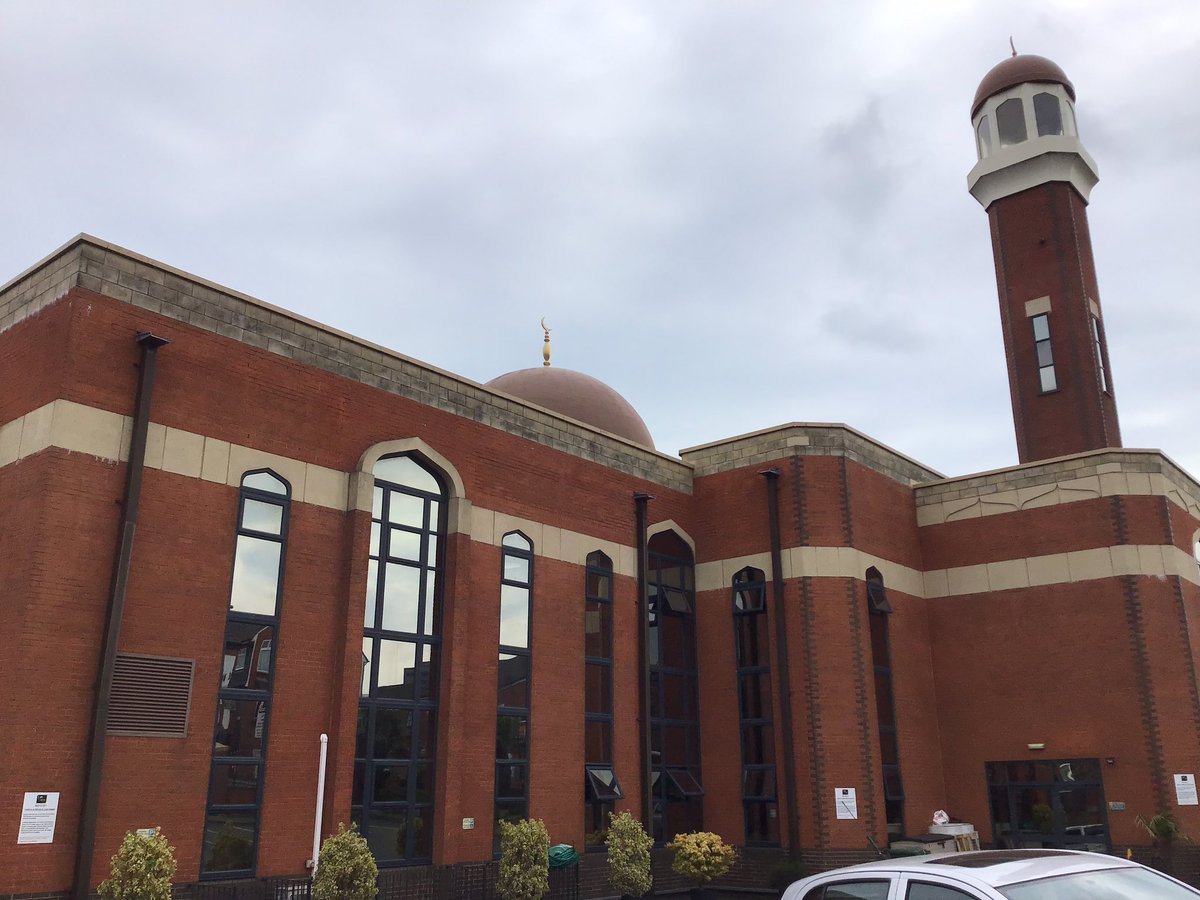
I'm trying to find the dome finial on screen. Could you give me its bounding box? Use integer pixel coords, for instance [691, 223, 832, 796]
[1010, 36, 1017, 57]
[540, 317, 552, 367]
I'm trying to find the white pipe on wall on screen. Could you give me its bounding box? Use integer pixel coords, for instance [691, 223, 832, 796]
[311, 733, 329, 874]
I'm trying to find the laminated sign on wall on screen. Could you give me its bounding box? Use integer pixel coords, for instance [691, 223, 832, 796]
[835, 787, 858, 820]
[18, 793, 59, 845]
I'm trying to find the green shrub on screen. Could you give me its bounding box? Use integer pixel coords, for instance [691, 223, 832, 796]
[605, 811, 653, 897]
[312, 823, 378, 900]
[667, 831, 737, 887]
[497, 818, 550, 900]
[97, 828, 177, 900]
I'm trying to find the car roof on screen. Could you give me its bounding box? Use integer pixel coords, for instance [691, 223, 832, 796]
[809, 850, 1140, 888]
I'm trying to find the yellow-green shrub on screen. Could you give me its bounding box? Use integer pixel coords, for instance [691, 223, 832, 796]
[312, 823, 378, 900]
[497, 818, 550, 900]
[667, 831, 736, 887]
[605, 811, 653, 897]
[98, 828, 177, 900]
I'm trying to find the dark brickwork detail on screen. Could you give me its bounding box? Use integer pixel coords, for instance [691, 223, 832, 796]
[1110, 496, 1130, 545]
[1121, 574, 1169, 811]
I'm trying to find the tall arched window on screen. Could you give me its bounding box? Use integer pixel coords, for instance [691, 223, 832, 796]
[866, 567, 903, 838]
[647, 530, 702, 841]
[732, 566, 778, 845]
[202, 470, 289, 877]
[356, 454, 445, 864]
[584, 551, 622, 846]
[996, 97, 1027, 147]
[1034, 91, 1063, 136]
[495, 531, 533, 851]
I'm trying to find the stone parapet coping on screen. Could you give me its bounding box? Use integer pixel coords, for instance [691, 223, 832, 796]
[0, 235, 693, 493]
[680, 422, 943, 485]
[914, 447, 1200, 525]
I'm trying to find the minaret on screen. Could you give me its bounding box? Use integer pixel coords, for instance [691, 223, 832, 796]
[969, 52, 1121, 463]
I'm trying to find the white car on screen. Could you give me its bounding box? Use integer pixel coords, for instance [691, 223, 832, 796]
[780, 849, 1200, 899]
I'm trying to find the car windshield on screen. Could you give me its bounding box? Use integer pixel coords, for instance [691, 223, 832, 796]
[1000, 867, 1200, 899]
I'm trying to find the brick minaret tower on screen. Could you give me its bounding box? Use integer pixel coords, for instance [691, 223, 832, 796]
[969, 53, 1121, 463]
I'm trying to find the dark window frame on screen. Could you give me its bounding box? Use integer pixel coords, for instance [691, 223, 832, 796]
[355, 454, 446, 866]
[584, 551, 621, 847]
[1031, 313, 1057, 394]
[867, 567, 904, 838]
[495, 531, 534, 853]
[201, 470, 289, 880]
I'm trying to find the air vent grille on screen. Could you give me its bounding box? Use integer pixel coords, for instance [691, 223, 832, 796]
[106, 653, 194, 737]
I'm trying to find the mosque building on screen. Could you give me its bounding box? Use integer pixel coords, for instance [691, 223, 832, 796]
[2, 52, 1199, 897]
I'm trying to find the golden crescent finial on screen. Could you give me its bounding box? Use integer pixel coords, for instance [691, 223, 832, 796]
[1010, 36, 1017, 57]
[541, 318, 552, 367]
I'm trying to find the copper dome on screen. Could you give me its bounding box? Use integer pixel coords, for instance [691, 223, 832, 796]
[972, 54, 1075, 117]
[486, 367, 655, 449]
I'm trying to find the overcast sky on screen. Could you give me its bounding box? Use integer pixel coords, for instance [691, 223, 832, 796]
[3, 2, 1197, 479]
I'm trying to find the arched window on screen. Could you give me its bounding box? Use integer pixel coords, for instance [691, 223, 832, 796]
[202, 470, 289, 877]
[496, 531, 533, 851]
[584, 551, 622, 847]
[732, 567, 778, 845]
[1034, 92, 1064, 137]
[996, 97, 1028, 147]
[647, 530, 702, 841]
[976, 115, 992, 159]
[866, 567, 903, 837]
[356, 454, 445, 864]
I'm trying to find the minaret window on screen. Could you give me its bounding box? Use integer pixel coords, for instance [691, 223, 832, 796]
[996, 97, 1028, 147]
[1032, 313, 1056, 392]
[1091, 315, 1108, 393]
[976, 115, 992, 159]
[1034, 92, 1064, 136]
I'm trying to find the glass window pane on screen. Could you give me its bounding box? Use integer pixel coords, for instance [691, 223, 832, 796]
[496, 761, 528, 798]
[1040, 366, 1057, 392]
[1034, 91, 1063, 136]
[997, 97, 1028, 146]
[415, 709, 436, 759]
[661, 673, 691, 720]
[907, 884, 977, 900]
[228, 536, 281, 616]
[585, 719, 611, 764]
[242, 471, 286, 495]
[364, 559, 379, 629]
[585, 663, 611, 716]
[221, 622, 274, 690]
[374, 764, 408, 802]
[201, 810, 256, 873]
[410, 806, 433, 858]
[213, 699, 267, 757]
[352, 761, 364, 805]
[743, 724, 775, 765]
[382, 563, 420, 633]
[428, 501, 440, 531]
[500, 583, 530, 648]
[372, 486, 383, 520]
[376, 640, 417, 699]
[388, 528, 421, 563]
[417, 644, 438, 702]
[422, 578, 437, 636]
[977, 115, 991, 157]
[374, 456, 440, 495]
[241, 499, 283, 535]
[498, 653, 530, 709]
[586, 569, 610, 599]
[370, 521, 381, 557]
[875, 672, 895, 726]
[496, 715, 528, 760]
[504, 553, 530, 583]
[739, 672, 772, 720]
[374, 708, 413, 760]
[819, 882, 888, 900]
[1032, 314, 1050, 341]
[426, 534, 438, 567]
[584, 601, 611, 659]
[502, 532, 532, 551]
[388, 492, 424, 528]
[356, 708, 367, 758]
[364, 807, 409, 863]
[209, 762, 259, 805]
[1036, 340, 1054, 367]
[361, 638, 373, 697]
[880, 729, 899, 765]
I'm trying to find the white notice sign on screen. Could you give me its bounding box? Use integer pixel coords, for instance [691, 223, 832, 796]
[1175, 774, 1198, 806]
[18, 792, 60, 844]
[835, 787, 858, 820]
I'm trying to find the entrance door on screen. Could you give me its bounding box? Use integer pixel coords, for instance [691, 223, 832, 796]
[986, 759, 1110, 851]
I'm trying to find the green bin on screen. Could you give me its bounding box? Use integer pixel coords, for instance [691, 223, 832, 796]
[549, 844, 580, 868]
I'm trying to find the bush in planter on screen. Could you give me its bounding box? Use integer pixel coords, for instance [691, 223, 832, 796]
[497, 818, 550, 900]
[97, 828, 177, 900]
[667, 831, 737, 888]
[605, 811, 653, 898]
[312, 823, 378, 900]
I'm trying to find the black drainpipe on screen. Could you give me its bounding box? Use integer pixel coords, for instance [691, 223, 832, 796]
[761, 468, 801, 857]
[634, 492, 655, 833]
[73, 331, 170, 900]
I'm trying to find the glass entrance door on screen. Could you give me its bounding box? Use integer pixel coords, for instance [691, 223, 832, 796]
[986, 759, 1110, 852]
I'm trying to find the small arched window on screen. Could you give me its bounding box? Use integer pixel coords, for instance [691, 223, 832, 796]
[976, 115, 992, 159]
[996, 97, 1028, 147]
[1034, 92, 1064, 137]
